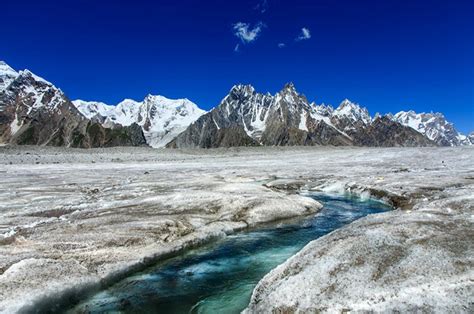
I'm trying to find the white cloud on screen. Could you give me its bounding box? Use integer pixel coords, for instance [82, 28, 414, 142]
[296, 27, 311, 41]
[233, 22, 265, 44]
[278, 43, 286, 48]
[254, 0, 269, 13]
[234, 44, 240, 52]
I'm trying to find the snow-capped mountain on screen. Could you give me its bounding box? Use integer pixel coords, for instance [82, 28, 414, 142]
[0, 61, 19, 92]
[468, 132, 474, 145]
[330, 99, 371, 136]
[73, 100, 116, 121]
[0, 61, 146, 147]
[393, 110, 472, 146]
[168, 83, 354, 148]
[334, 99, 371, 123]
[73, 95, 205, 147]
[167, 83, 433, 148]
[1, 60, 470, 149]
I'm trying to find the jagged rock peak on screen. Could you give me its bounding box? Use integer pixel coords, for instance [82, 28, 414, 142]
[278, 82, 303, 102]
[338, 98, 361, 109]
[281, 82, 297, 92]
[468, 132, 474, 144]
[229, 84, 256, 96]
[0, 62, 55, 90]
[334, 99, 371, 124]
[313, 103, 334, 116]
[0, 61, 19, 91]
[17, 69, 53, 86]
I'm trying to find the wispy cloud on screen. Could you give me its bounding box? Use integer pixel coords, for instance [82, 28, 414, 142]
[233, 22, 265, 44]
[234, 44, 240, 52]
[254, 0, 269, 13]
[296, 27, 311, 41]
[278, 43, 286, 48]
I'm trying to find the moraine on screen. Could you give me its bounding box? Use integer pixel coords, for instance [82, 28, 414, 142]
[65, 193, 391, 313]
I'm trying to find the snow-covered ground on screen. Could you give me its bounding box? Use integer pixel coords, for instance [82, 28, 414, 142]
[0, 146, 472, 312]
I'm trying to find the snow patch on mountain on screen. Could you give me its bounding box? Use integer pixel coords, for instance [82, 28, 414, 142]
[298, 111, 308, 131]
[249, 101, 269, 135]
[9, 114, 22, 135]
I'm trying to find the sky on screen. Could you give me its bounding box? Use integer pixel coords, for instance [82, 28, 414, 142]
[2, 0, 473, 133]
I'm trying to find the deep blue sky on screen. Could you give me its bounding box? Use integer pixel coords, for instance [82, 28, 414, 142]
[2, 0, 473, 132]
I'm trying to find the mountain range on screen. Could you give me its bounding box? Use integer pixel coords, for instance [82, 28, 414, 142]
[0, 61, 472, 148]
[0, 61, 146, 148]
[73, 96, 204, 148]
[168, 83, 472, 148]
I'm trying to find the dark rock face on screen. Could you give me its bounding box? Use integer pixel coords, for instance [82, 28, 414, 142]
[83, 122, 147, 147]
[308, 120, 354, 146]
[215, 125, 259, 147]
[168, 83, 434, 148]
[0, 70, 146, 148]
[166, 112, 258, 148]
[352, 117, 436, 147]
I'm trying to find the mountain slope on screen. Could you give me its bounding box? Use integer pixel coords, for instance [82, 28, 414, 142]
[352, 116, 435, 147]
[1, 61, 468, 148]
[168, 84, 436, 148]
[73, 95, 205, 148]
[0, 61, 18, 92]
[0, 62, 146, 147]
[168, 83, 353, 148]
[468, 132, 474, 145]
[331, 99, 371, 136]
[393, 110, 471, 146]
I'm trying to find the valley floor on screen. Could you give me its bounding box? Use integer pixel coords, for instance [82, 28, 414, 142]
[0, 146, 472, 312]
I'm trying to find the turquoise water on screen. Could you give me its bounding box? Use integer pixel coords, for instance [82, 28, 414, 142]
[69, 193, 391, 313]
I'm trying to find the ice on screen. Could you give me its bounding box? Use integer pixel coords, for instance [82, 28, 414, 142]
[9, 114, 21, 135]
[0, 146, 472, 313]
[298, 112, 307, 131]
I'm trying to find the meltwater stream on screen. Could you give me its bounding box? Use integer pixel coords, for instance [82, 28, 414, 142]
[70, 193, 391, 313]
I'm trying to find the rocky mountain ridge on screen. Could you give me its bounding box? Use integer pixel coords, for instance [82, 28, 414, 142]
[1, 61, 471, 148]
[392, 110, 472, 146]
[167, 83, 440, 148]
[0, 61, 146, 147]
[73, 95, 205, 148]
